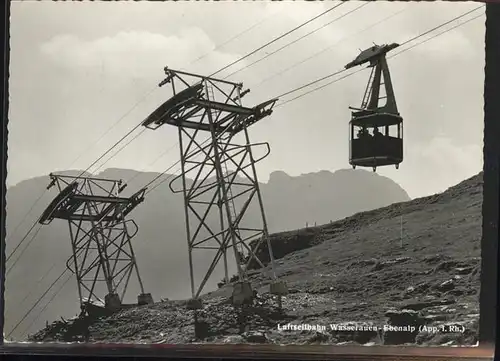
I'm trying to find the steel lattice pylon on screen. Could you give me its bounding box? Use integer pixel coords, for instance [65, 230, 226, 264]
[142, 67, 288, 306]
[39, 174, 153, 314]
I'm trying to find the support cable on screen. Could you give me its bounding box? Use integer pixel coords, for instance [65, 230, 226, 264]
[275, 6, 484, 108]
[252, 5, 409, 90]
[222, 2, 369, 80]
[210, 2, 346, 77]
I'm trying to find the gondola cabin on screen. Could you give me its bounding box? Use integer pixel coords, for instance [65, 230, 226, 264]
[346, 43, 403, 172]
[349, 112, 403, 171]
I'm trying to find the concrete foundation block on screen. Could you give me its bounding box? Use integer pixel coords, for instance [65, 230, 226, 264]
[104, 293, 122, 311]
[270, 280, 288, 296]
[186, 298, 203, 310]
[138, 293, 154, 306]
[232, 281, 254, 306]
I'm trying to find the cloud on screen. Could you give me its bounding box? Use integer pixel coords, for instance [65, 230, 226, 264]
[410, 136, 482, 190]
[418, 136, 481, 166]
[39, 28, 242, 80]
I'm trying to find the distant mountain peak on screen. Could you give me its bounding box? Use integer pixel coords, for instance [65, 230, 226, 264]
[268, 170, 292, 183]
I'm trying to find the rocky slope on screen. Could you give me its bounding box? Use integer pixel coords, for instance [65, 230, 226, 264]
[27, 172, 482, 346]
[5, 168, 409, 339]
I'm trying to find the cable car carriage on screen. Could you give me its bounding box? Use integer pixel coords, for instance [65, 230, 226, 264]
[346, 43, 403, 172]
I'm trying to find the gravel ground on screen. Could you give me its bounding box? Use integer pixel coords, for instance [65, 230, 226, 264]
[29, 173, 482, 346]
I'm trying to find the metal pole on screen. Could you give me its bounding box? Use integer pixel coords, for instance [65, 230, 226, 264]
[400, 215, 403, 248]
[179, 127, 196, 299]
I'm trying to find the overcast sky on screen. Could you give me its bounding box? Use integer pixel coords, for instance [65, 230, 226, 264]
[8, 1, 484, 199]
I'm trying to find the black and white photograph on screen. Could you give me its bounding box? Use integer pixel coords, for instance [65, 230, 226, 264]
[3, 1, 484, 347]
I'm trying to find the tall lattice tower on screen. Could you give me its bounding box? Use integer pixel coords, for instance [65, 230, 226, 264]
[142, 67, 288, 308]
[39, 174, 153, 314]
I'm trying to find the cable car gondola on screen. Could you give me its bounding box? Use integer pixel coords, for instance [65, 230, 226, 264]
[346, 43, 403, 172]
